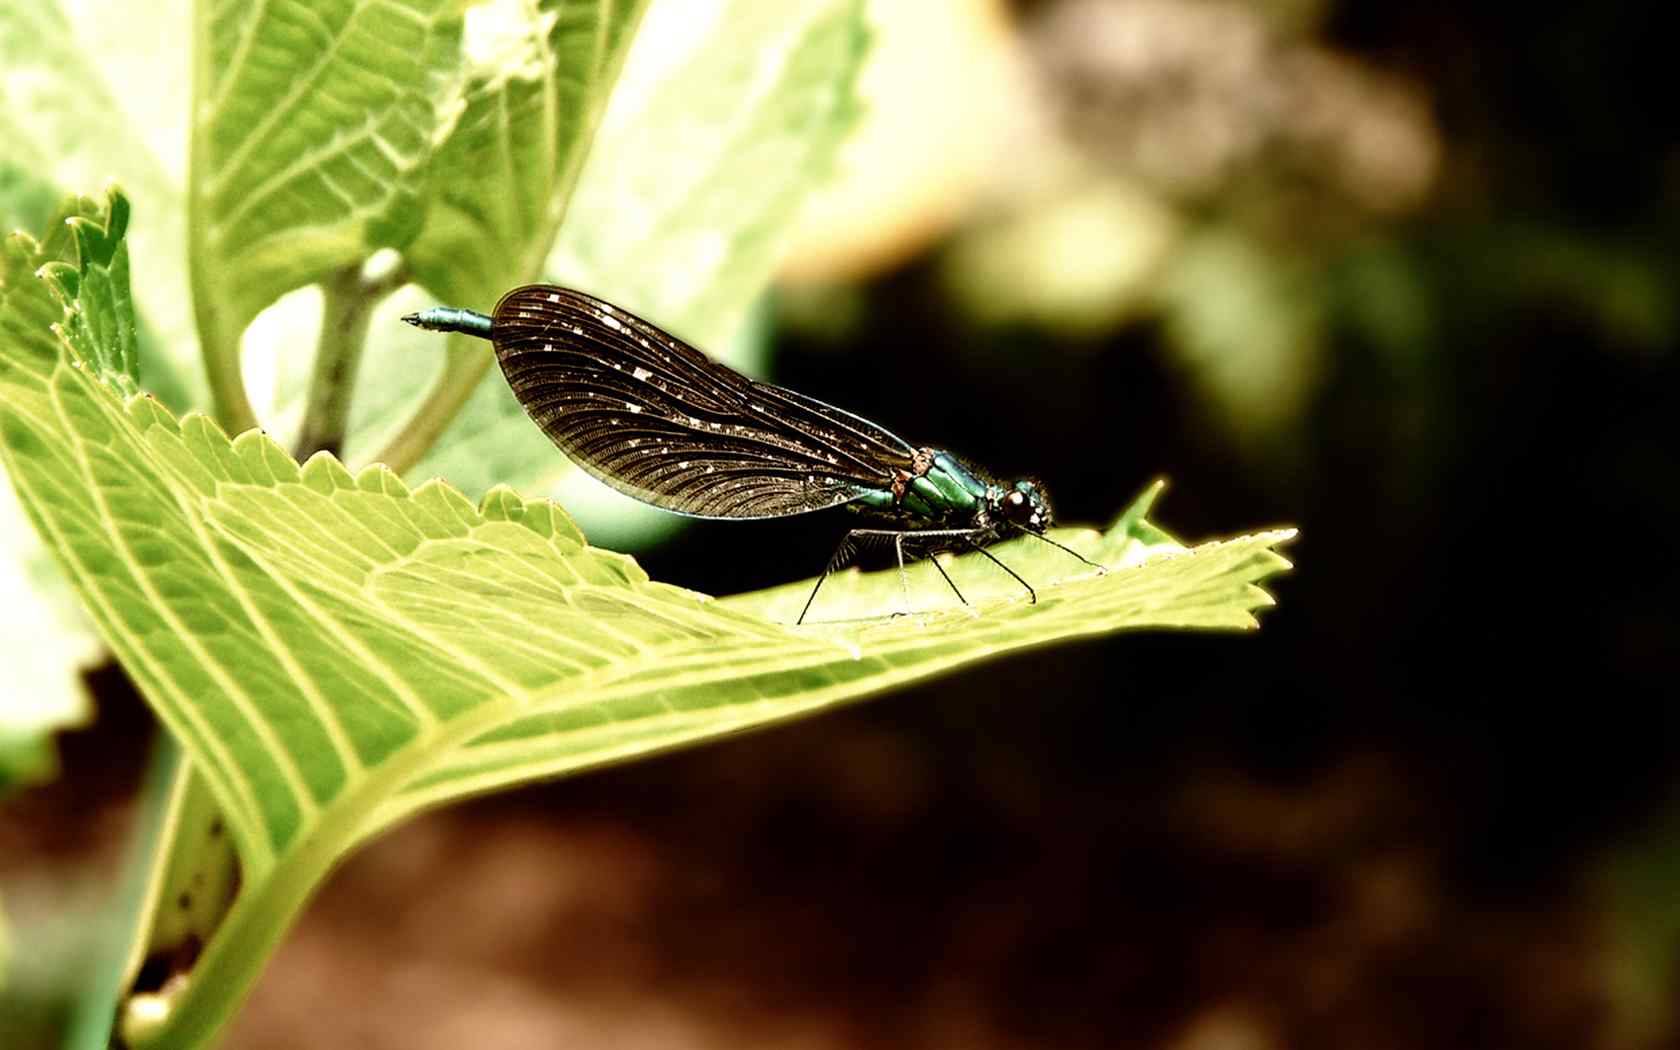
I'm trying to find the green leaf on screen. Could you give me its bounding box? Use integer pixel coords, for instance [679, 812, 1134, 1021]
[1155, 230, 1328, 437]
[189, 0, 467, 430]
[550, 0, 868, 346]
[0, 163, 62, 238]
[42, 194, 140, 396]
[0, 0, 202, 410]
[261, 0, 651, 482]
[400, 0, 869, 526]
[359, 0, 650, 485]
[403, 0, 651, 308]
[1, 190, 1293, 1047]
[0, 191, 116, 794]
[190, 0, 464, 313]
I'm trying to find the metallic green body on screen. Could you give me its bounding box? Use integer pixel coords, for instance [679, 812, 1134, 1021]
[850, 450, 992, 525]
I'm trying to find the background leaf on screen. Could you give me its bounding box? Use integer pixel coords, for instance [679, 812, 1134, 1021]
[402, 0, 650, 307]
[283, 0, 655, 477]
[0, 0, 199, 407]
[0, 191, 1291, 1048]
[251, 0, 652, 484]
[188, 0, 466, 430]
[550, 0, 867, 347]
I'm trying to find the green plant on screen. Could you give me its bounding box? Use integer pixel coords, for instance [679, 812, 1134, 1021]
[0, 2, 1293, 1047]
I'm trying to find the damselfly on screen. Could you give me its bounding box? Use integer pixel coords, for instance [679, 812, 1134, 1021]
[404, 285, 1105, 623]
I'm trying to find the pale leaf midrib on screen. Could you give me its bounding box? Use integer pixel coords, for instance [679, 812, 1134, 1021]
[206, 0, 273, 113]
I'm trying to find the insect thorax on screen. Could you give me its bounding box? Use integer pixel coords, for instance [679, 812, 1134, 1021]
[846, 448, 1001, 528]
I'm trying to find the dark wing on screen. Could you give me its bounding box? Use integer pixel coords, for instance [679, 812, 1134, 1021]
[491, 285, 917, 519]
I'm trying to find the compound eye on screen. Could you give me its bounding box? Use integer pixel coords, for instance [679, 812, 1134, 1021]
[1000, 489, 1034, 526]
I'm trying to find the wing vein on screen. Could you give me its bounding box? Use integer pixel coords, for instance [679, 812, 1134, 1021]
[490, 286, 917, 519]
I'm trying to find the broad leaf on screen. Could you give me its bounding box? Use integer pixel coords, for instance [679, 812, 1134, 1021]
[189, 0, 466, 430]
[1, 193, 1292, 1046]
[550, 0, 868, 347]
[190, 0, 464, 317]
[403, 0, 650, 308]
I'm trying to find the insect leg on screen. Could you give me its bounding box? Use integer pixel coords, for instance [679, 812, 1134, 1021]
[924, 552, 970, 608]
[893, 533, 911, 610]
[798, 530, 865, 625]
[1022, 530, 1108, 572]
[877, 529, 973, 611]
[849, 529, 916, 614]
[870, 527, 1036, 605]
[962, 538, 1038, 605]
[798, 528, 997, 623]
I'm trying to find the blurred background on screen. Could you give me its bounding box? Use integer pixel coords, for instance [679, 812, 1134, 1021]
[4, 0, 1678, 1046]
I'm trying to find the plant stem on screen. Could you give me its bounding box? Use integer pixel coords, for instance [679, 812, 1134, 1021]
[186, 0, 258, 437]
[120, 698, 521, 1050]
[193, 309, 261, 437]
[294, 265, 407, 459]
[368, 337, 494, 476]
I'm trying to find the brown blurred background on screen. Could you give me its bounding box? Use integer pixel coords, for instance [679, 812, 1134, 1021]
[5, 0, 1679, 1046]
